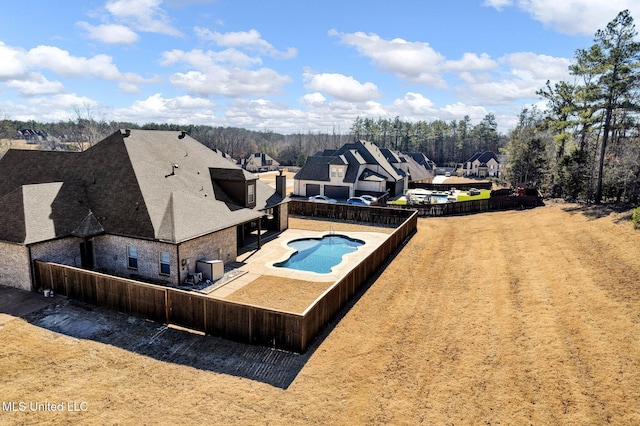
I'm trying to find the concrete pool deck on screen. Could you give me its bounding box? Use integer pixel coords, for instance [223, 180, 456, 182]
[208, 228, 390, 299]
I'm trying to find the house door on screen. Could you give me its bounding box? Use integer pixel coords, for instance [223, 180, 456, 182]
[80, 239, 94, 269]
[306, 183, 320, 197]
[386, 181, 396, 197]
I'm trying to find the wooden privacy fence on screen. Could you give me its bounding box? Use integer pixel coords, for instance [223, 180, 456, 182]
[33, 209, 417, 353]
[389, 195, 543, 217]
[288, 200, 416, 226]
[299, 211, 417, 351]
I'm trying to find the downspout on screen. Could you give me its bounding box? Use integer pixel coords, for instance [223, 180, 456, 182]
[28, 245, 35, 291]
[176, 243, 181, 286]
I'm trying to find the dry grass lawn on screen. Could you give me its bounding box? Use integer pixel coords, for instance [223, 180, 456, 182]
[1, 201, 640, 425]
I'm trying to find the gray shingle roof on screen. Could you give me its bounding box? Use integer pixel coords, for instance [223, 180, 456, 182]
[295, 140, 405, 184]
[293, 156, 332, 181]
[0, 129, 279, 245]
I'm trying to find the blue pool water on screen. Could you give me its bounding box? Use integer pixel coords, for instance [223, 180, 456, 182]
[274, 235, 365, 274]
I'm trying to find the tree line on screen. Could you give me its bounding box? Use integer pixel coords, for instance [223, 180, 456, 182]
[349, 114, 508, 166]
[1, 113, 507, 168]
[506, 10, 640, 204]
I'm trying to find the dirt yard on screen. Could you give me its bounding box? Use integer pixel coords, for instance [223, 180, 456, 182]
[1, 201, 640, 425]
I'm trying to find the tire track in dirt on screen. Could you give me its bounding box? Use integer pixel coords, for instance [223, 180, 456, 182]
[496, 207, 640, 424]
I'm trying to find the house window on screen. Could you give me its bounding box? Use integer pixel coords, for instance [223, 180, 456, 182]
[248, 183, 255, 204]
[127, 246, 138, 269]
[159, 252, 170, 275]
[338, 167, 343, 177]
[331, 167, 337, 177]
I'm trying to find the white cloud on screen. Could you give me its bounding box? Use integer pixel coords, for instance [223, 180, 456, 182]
[105, 0, 183, 37]
[0, 42, 155, 99]
[161, 48, 261, 68]
[77, 22, 140, 45]
[223, 98, 389, 133]
[300, 92, 326, 106]
[113, 93, 217, 124]
[391, 92, 436, 115]
[0, 42, 26, 79]
[194, 27, 297, 59]
[483, 0, 514, 11]
[28, 93, 99, 111]
[118, 82, 142, 94]
[303, 70, 380, 102]
[386, 93, 487, 123]
[486, 0, 637, 36]
[26, 46, 121, 80]
[445, 53, 499, 73]
[161, 47, 291, 97]
[170, 68, 291, 97]
[503, 52, 572, 80]
[330, 30, 502, 89]
[23, 45, 154, 88]
[330, 29, 448, 87]
[6, 73, 64, 96]
[454, 52, 572, 105]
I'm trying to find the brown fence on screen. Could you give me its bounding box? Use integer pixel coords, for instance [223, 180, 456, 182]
[288, 200, 416, 227]
[299, 213, 416, 351]
[34, 261, 307, 351]
[33, 208, 417, 353]
[388, 195, 543, 217]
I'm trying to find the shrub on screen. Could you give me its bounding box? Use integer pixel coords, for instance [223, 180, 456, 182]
[633, 207, 640, 230]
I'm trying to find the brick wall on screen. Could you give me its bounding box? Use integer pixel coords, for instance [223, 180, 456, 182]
[178, 227, 236, 282]
[0, 241, 31, 290]
[30, 237, 83, 267]
[93, 235, 178, 285]
[1, 225, 243, 290]
[279, 202, 289, 231]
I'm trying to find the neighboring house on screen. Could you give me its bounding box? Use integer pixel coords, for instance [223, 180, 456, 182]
[462, 151, 502, 178]
[293, 140, 421, 199]
[242, 153, 280, 172]
[0, 129, 288, 291]
[401, 152, 436, 182]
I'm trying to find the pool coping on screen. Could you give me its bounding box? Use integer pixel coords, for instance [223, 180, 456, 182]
[207, 228, 390, 299]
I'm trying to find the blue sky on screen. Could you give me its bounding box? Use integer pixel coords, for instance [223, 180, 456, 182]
[0, 0, 637, 134]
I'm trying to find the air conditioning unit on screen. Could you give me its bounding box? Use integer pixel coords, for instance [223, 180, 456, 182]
[196, 260, 224, 281]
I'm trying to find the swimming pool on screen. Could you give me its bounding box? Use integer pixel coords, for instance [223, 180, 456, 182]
[274, 235, 365, 274]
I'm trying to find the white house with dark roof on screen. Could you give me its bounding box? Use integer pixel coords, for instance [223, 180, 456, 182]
[293, 140, 434, 200]
[241, 152, 280, 172]
[462, 151, 502, 178]
[0, 129, 288, 291]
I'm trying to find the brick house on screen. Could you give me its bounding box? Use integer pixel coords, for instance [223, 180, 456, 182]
[0, 129, 288, 291]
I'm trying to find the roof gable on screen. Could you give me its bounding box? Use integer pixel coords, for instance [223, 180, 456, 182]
[294, 156, 332, 181]
[0, 129, 281, 245]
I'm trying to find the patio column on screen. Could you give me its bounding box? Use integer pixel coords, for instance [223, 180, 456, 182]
[257, 218, 262, 249]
